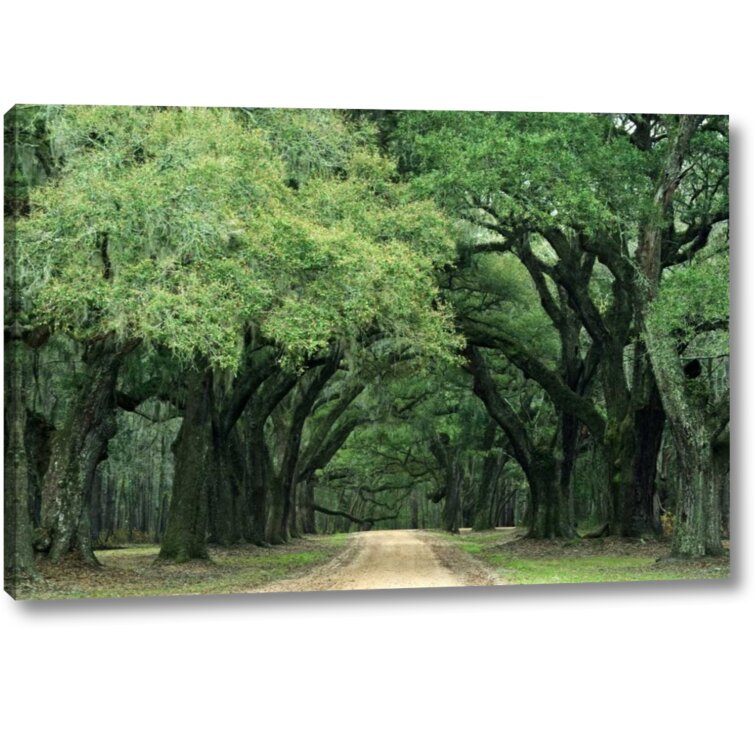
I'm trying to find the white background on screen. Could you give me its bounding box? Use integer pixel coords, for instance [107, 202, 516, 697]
[1, 3, 751, 729]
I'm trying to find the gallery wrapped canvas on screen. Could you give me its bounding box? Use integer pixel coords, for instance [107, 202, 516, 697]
[3, 106, 729, 599]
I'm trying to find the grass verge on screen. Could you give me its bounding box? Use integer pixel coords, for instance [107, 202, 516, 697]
[437, 529, 730, 585]
[13, 533, 350, 601]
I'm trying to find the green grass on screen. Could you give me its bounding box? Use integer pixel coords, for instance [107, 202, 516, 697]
[440, 530, 730, 585]
[16, 534, 352, 600]
[218, 550, 324, 569]
[493, 555, 720, 585]
[322, 532, 351, 548]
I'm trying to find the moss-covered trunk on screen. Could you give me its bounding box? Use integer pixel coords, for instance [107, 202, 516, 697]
[429, 433, 463, 534]
[41, 337, 132, 565]
[601, 337, 635, 537]
[629, 371, 665, 536]
[269, 358, 340, 543]
[603, 412, 634, 537]
[709, 438, 728, 550]
[442, 458, 463, 534]
[671, 439, 711, 557]
[643, 325, 721, 558]
[299, 478, 317, 534]
[4, 332, 40, 593]
[557, 412, 578, 534]
[159, 368, 213, 562]
[266, 473, 289, 545]
[244, 370, 298, 545]
[207, 427, 246, 546]
[246, 427, 270, 545]
[526, 451, 569, 539]
[635, 115, 722, 558]
[472, 421, 498, 531]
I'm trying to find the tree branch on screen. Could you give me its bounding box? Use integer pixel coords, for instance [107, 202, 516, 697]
[314, 504, 398, 526]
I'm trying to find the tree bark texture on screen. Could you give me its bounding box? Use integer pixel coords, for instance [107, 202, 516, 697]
[159, 368, 214, 561]
[4, 333, 40, 592]
[41, 337, 135, 564]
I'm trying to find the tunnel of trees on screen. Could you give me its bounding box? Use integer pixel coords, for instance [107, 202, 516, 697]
[4, 106, 729, 588]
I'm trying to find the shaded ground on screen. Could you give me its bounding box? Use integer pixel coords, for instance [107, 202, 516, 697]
[11, 535, 349, 600]
[439, 528, 730, 585]
[260, 529, 502, 593]
[13, 529, 499, 600]
[11, 527, 726, 600]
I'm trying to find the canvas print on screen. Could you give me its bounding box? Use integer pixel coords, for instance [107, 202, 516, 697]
[4, 106, 729, 600]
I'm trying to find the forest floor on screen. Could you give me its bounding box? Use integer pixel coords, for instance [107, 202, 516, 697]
[259, 529, 502, 593]
[437, 528, 731, 585]
[11, 528, 729, 600]
[13, 534, 351, 600]
[12, 529, 501, 599]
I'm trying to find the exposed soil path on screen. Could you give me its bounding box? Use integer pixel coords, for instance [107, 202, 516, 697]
[259, 529, 503, 593]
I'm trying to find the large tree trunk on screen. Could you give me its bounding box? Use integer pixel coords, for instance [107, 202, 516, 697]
[41, 337, 133, 565]
[442, 459, 463, 534]
[647, 364, 724, 559]
[600, 324, 635, 538]
[555, 302, 586, 536]
[636, 115, 722, 558]
[207, 445, 233, 546]
[246, 426, 270, 545]
[299, 477, 317, 534]
[241, 369, 298, 545]
[159, 368, 214, 562]
[663, 395, 725, 558]
[472, 421, 499, 530]
[670, 435, 712, 558]
[710, 436, 729, 547]
[266, 473, 289, 545]
[558, 412, 578, 532]
[603, 410, 634, 537]
[525, 450, 565, 539]
[429, 434, 463, 534]
[25, 409, 55, 531]
[4, 332, 40, 593]
[629, 357, 665, 536]
[207, 427, 246, 546]
[201, 349, 277, 545]
[269, 358, 340, 544]
[5, 107, 42, 591]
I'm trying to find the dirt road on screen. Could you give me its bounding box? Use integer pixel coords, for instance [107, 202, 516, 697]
[259, 529, 503, 593]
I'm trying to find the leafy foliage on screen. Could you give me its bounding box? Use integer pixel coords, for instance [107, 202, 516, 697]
[394, 111, 650, 236]
[15, 106, 458, 369]
[649, 247, 729, 347]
